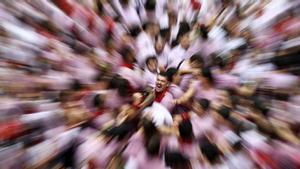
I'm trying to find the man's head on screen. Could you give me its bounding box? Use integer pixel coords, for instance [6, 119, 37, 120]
[179, 34, 190, 50]
[155, 72, 170, 92]
[146, 56, 158, 73]
[146, 134, 161, 157]
[121, 47, 136, 64]
[189, 54, 204, 69]
[120, 0, 130, 6]
[155, 37, 165, 54]
[165, 151, 192, 169]
[198, 67, 214, 86]
[199, 24, 209, 40]
[93, 94, 105, 108]
[145, 22, 159, 37]
[192, 98, 210, 115]
[176, 22, 191, 49]
[178, 120, 194, 142]
[200, 139, 221, 164]
[166, 67, 181, 84]
[213, 105, 231, 124]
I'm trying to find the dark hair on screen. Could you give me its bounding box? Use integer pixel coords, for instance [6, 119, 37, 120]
[109, 75, 121, 89]
[201, 67, 214, 84]
[109, 75, 131, 96]
[145, 0, 156, 11]
[177, 22, 191, 39]
[143, 118, 158, 140]
[145, 56, 158, 65]
[120, 47, 135, 62]
[252, 97, 269, 116]
[200, 140, 221, 164]
[144, 22, 155, 31]
[171, 39, 179, 48]
[217, 105, 231, 119]
[166, 67, 178, 82]
[94, 73, 111, 83]
[230, 95, 239, 108]
[117, 78, 130, 97]
[198, 98, 210, 111]
[93, 94, 104, 107]
[120, 0, 129, 6]
[160, 28, 170, 39]
[190, 54, 204, 66]
[158, 71, 169, 81]
[165, 151, 191, 169]
[129, 26, 141, 37]
[70, 79, 82, 91]
[199, 24, 209, 40]
[104, 123, 131, 141]
[214, 56, 227, 69]
[96, 0, 104, 16]
[179, 120, 194, 141]
[174, 22, 190, 46]
[146, 134, 160, 157]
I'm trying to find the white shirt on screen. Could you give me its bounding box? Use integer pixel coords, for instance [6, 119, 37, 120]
[167, 45, 187, 68]
[143, 69, 157, 88]
[155, 0, 169, 29]
[1, 22, 48, 48]
[156, 45, 170, 68]
[122, 5, 141, 28]
[136, 32, 156, 66]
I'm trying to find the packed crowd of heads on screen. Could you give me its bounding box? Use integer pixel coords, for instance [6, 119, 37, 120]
[0, 0, 300, 168]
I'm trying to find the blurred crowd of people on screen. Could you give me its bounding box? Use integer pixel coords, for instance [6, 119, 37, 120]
[0, 0, 300, 168]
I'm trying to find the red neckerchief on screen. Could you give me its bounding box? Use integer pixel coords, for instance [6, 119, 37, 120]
[181, 112, 190, 121]
[52, 0, 74, 16]
[179, 137, 193, 145]
[155, 88, 169, 103]
[121, 62, 134, 70]
[191, 0, 201, 10]
[254, 149, 278, 169]
[132, 103, 141, 110]
[104, 16, 115, 33]
[93, 109, 106, 118]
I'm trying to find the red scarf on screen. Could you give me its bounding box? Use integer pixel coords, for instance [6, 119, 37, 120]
[179, 138, 193, 145]
[121, 62, 134, 70]
[155, 88, 169, 103]
[191, 0, 201, 10]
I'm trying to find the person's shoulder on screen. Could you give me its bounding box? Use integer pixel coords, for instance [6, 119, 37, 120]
[165, 90, 175, 98]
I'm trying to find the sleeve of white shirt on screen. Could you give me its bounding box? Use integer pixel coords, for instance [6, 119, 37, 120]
[124, 156, 138, 169]
[1, 22, 48, 47]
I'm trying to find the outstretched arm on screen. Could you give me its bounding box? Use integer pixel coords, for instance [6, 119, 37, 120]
[173, 82, 196, 105]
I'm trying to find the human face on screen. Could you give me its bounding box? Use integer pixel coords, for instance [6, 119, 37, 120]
[192, 100, 205, 116]
[155, 39, 163, 54]
[155, 75, 169, 92]
[212, 110, 224, 124]
[180, 35, 190, 49]
[189, 60, 202, 69]
[127, 53, 136, 63]
[173, 73, 181, 85]
[148, 24, 159, 37]
[147, 59, 158, 72]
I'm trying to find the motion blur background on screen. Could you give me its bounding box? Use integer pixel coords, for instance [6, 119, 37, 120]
[0, 0, 300, 169]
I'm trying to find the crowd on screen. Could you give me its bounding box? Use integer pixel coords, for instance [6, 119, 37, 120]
[0, 0, 300, 168]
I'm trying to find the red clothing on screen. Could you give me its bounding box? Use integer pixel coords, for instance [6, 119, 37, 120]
[155, 88, 169, 103]
[121, 62, 134, 70]
[191, 0, 201, 10]
[52, 0, 74, 15]
[0, 120, 24, 140]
